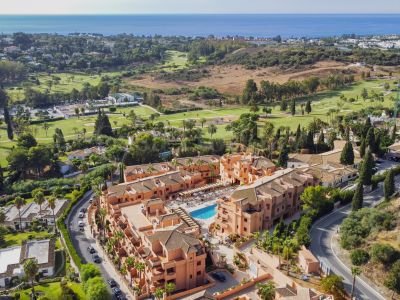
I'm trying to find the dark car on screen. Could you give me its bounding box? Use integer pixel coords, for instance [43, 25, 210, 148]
[80, 207, 87, 213]
[107, 279, 117, 288]
[92, 254, 101, 263]
[211, 272, 226, 282]
[87, 246, 96, 254]
[116, 295, 126, 300]
[112, 287, 122, 296]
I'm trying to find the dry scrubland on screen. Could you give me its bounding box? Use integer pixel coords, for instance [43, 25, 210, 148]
[127, 61, 364, 95]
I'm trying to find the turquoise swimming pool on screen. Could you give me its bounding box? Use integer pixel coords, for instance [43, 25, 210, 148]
[190, 204, 217, 220]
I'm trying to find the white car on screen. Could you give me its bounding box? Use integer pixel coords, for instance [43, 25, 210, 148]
[78, 221, 85, 227]
[78, 212, 85, 218]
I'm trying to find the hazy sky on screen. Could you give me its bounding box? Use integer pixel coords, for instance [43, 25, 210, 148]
[2, 0, 400, 14]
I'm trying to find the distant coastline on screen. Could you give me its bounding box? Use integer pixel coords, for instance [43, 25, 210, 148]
[0, 14, 399, 37]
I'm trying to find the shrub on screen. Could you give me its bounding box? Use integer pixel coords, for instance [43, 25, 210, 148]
[84, 276, 110, 300]
[350, 249, 370, 266]
[81, 264, 101, 283]
[371, 243, 399, 265]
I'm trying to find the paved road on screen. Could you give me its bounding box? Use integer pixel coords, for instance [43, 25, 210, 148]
[310, 160, 399, 300]
[65, 190, 130, 299]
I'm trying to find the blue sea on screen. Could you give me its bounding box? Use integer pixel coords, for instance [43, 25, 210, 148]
[0, 14, 399, 37]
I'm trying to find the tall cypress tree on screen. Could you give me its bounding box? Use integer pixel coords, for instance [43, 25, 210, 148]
[119, 163, 125, 183]
[363, 117, 372, 138]
[305, 100, 312, 114]
[290, 99, 296, 116]
[0, 164, 3, 192]
[278, 146, 289, 167]
[384, 169, 395, 201]
[391, 124, 397, 143]
[94, 110, 112, 136]
[359, 138, 366, 158]
[359, 150, 374, 186]
[366, 128, 376, 153]
[340, 141, 354, 165]
[295, 124, 301, 144]
[4, 105, 13, 140]
[352, 183, 364, 211]
[306, 130, 314, 153]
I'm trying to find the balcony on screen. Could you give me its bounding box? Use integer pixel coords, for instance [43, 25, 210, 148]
[151, 268, 164, 281]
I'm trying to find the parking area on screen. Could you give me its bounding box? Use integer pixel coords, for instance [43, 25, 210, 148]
[206, 270, 240, 295]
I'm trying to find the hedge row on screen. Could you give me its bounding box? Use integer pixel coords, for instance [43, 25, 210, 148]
[57, 186, 89, 270]
[161, 107, 202, 114]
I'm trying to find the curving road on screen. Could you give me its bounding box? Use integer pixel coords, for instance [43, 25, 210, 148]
[310, 160, 399, 300]
[65, 190, 131, 299]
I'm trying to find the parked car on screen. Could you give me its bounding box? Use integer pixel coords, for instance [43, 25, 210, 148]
[116, 295, 126, 300]
[92, 254, 101, 263]
[78, 212, 85, 218]
[113, 287, 122, 296]
[87, 246, 96, 254]
[211, 272, 226, 282]
[79, 227, 84, 232]
[107, 279, 117, 288]
[78, 221, 84, 227]
[80, 207, 87, 213]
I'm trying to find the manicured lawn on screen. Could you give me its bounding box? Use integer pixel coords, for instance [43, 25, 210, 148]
[15, 281, 85, 300]
[0, 79, 395, 165]
[5, 71, 122, 102]
[158, 50, 188, 72]
[2, 231, 54, 248]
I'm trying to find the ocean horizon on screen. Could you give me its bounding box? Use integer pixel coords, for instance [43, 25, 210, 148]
[0, 14, 399, 37]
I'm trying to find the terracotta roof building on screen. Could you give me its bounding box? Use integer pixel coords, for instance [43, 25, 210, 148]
[215, 169, 318, 237]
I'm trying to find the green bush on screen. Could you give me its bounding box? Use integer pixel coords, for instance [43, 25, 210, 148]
[350, 249, 370, 266]
[340, 207, 392, 249]
[81, 264, 101, 283]
[371, 243, 399, 265]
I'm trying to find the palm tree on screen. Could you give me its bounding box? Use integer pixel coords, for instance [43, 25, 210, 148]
[98, 208, 107, 239]
[252, 231, 261, 248]
[135, 261, 145, 281]
[207, 124, 217, 139]
[47, 196, 57, 233]
[154, 288, 164, 300]
[32, 188, 45, 214]
[125, 257, 135, 285]
[42, 122, 52, 137]
[200, 118, 206, 128]
[165, 282, 176, 296]
[282, 240, 294, 275]
[114, 231, 124, 256]
[79, 162, 89, 175]
[15, 196, 26, 231]
[24, 258, 39, 298]
[351, 266, 362, 299]
[257, 281, 275, 300]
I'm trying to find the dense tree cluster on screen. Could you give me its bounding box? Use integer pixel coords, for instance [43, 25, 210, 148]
[340, 207, 393, 249]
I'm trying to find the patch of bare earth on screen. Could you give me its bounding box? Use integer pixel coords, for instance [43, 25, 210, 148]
[125, 61, 362, 96]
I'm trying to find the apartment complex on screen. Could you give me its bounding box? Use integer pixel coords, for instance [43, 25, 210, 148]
[215, 169, 317, 237]
[220, 153, 276, 185]
[287, 140, 361, 187]
[123, 155, 220, 183]
[103, 198, 206, 294]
